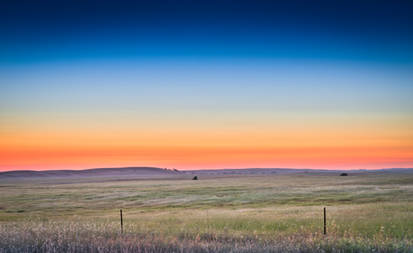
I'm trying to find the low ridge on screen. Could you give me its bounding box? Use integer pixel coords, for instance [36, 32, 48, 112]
[0, 167, 179, 179]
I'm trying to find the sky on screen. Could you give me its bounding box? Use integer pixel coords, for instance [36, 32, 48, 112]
[1, 0, 413, 171]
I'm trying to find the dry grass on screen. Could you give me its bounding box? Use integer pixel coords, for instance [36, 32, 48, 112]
[0, 173, 412, 252]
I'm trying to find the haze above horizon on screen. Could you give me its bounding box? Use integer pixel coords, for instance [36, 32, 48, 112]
[1, 0, 413, 171]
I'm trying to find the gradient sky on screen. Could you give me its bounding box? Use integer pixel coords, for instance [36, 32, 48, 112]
[1, 0, 413, 171]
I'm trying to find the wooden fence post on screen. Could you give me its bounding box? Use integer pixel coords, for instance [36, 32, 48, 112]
[120, 209, 123, 234]
[323, 207, 326, 235]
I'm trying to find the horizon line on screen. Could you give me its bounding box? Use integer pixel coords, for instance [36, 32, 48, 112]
[1, 166, 413, 174]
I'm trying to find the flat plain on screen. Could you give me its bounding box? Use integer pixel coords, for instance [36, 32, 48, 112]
[1, 171, 412, 252]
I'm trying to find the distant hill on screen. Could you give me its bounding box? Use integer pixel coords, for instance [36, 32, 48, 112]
[0, 167, 181, 179]
[184, 168, 356, 175]
[375, 168, 413, 173]
[184, 168, 413, 175]
[182, 168, 311, 175]
[1, 167, 412, 180]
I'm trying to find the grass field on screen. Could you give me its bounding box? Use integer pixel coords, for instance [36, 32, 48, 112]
[1, 172, 412, 252]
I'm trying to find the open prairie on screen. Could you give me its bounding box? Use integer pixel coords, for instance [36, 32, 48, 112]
[1, 171, 412, 252]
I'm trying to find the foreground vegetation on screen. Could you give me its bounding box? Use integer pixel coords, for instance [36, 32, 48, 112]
[1, 172, 412, 252]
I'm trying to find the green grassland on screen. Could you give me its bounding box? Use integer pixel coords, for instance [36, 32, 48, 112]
[1, 172, 412, 252]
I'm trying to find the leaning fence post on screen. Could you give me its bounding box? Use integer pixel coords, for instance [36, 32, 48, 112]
[323, 207, 326, 235]
[120, 209, 123, 234]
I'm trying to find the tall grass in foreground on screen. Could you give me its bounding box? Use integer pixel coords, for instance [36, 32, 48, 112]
[1, 174, 412, 252]
[0, 221, 411, 253]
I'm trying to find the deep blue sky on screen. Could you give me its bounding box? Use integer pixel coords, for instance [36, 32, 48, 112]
[1, 0, 413, 64]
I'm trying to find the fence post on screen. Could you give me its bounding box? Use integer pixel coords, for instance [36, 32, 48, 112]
[323, 207, 326, 235]
[206, 209, 209, 233]
[120, 209, 123, 234]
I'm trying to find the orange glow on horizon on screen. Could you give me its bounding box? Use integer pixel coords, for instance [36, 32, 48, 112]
[1, 144, 413, 171]
[1, 113, 413, 171]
